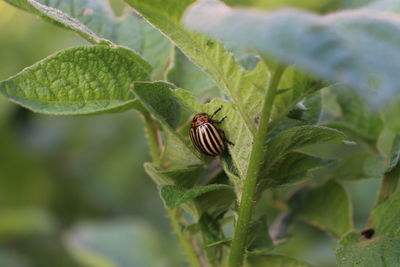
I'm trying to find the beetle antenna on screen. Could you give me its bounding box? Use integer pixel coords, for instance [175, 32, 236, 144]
[210, 106, 223, 119]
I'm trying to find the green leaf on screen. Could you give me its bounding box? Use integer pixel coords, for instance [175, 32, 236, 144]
[197, 213, 227, 264]
[371, 193, 400, 238]
[263, 152, 331, 188]
[6, 0, 172, 78]
[389, 135, 400, 170]
[144, 163, 204, 188]
[245, 254, 313, 267]
[333, 151, 388, 181]
[114, 10, 173, 79]
[133, 81, 202, 166]
[124, 0, 270, 134]
[246, 216, 274, 253]
[271, 68, 324, 127]
[167, 48, 218, 97]
[327, 86, 383, 142]
[289, 180, 353, 237]
[65, 219, 172, 267]
[223, 0, 341, 13]
[198, 213, 226, 246]
[160, 184, 232, 208]
[184, 0, 400, 106]
[194, 182, 236, 218]
[336, 232, 400, 267]
[4, 0, 108, 44]
[37, 0, 115, 38]
[267, 91, 323, 140]
[174, 89, 253, 178]
[382, 98, 400, 135]
[265, 125, 346, 170]
[0, 46, 151, 115]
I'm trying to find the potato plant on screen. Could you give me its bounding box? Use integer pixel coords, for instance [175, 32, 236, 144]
[2, 0, 400, 266]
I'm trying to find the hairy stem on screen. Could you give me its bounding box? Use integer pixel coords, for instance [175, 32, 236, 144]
[167, 209, 202, 267]
[376, 160, 400, 206]
[228, 66, 285, 267]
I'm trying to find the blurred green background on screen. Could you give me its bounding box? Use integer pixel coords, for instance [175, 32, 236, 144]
[0, 1, 183, 266]
[0, 0, 381, 266]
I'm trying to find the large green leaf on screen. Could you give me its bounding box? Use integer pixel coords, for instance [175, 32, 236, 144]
[264, 125, 346, 170]
[264, 152, 331, 188]
[336, 232, 400, 267]
[184, 0, 400, 107]
[4, 0, 108, 44]
[326, 86, 383, 142]
[5, 0, 172, 78]
[371, 193, 400, 238]
[0, 46, 151, 115]
[289, 180, 353, 237]
[124, 0, 270, 134]
[245, 254, 312, 267]
[133, 81, 203, 166]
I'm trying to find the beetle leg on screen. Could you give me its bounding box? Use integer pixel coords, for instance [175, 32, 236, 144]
[210, 105, 223, 120]
[212, 116, 227, 124]
[219, 128, 235, 146]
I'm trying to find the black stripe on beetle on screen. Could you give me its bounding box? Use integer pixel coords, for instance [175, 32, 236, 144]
[190, 106, 234, 156]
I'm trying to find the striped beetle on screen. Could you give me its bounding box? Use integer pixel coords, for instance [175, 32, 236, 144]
[190, 106, 234, 156]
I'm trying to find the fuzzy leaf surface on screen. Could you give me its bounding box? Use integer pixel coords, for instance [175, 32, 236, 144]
[5, 0, 172, 78]
[336, 232, 400, 267]
[0, 46, 151, 115]
[185, 0, 400, 106]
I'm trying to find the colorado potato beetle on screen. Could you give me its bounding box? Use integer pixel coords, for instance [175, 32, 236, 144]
[190, 106, 234, 156]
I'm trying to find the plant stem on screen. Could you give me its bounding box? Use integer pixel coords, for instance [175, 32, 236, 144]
[228, 66, 285, 267]
[167, 209, 202, 267]
[143, 112, 162, 165]
[376, 160, 400, 206]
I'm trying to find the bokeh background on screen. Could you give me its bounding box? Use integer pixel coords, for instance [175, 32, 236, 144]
[0, 0, 381, 266]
